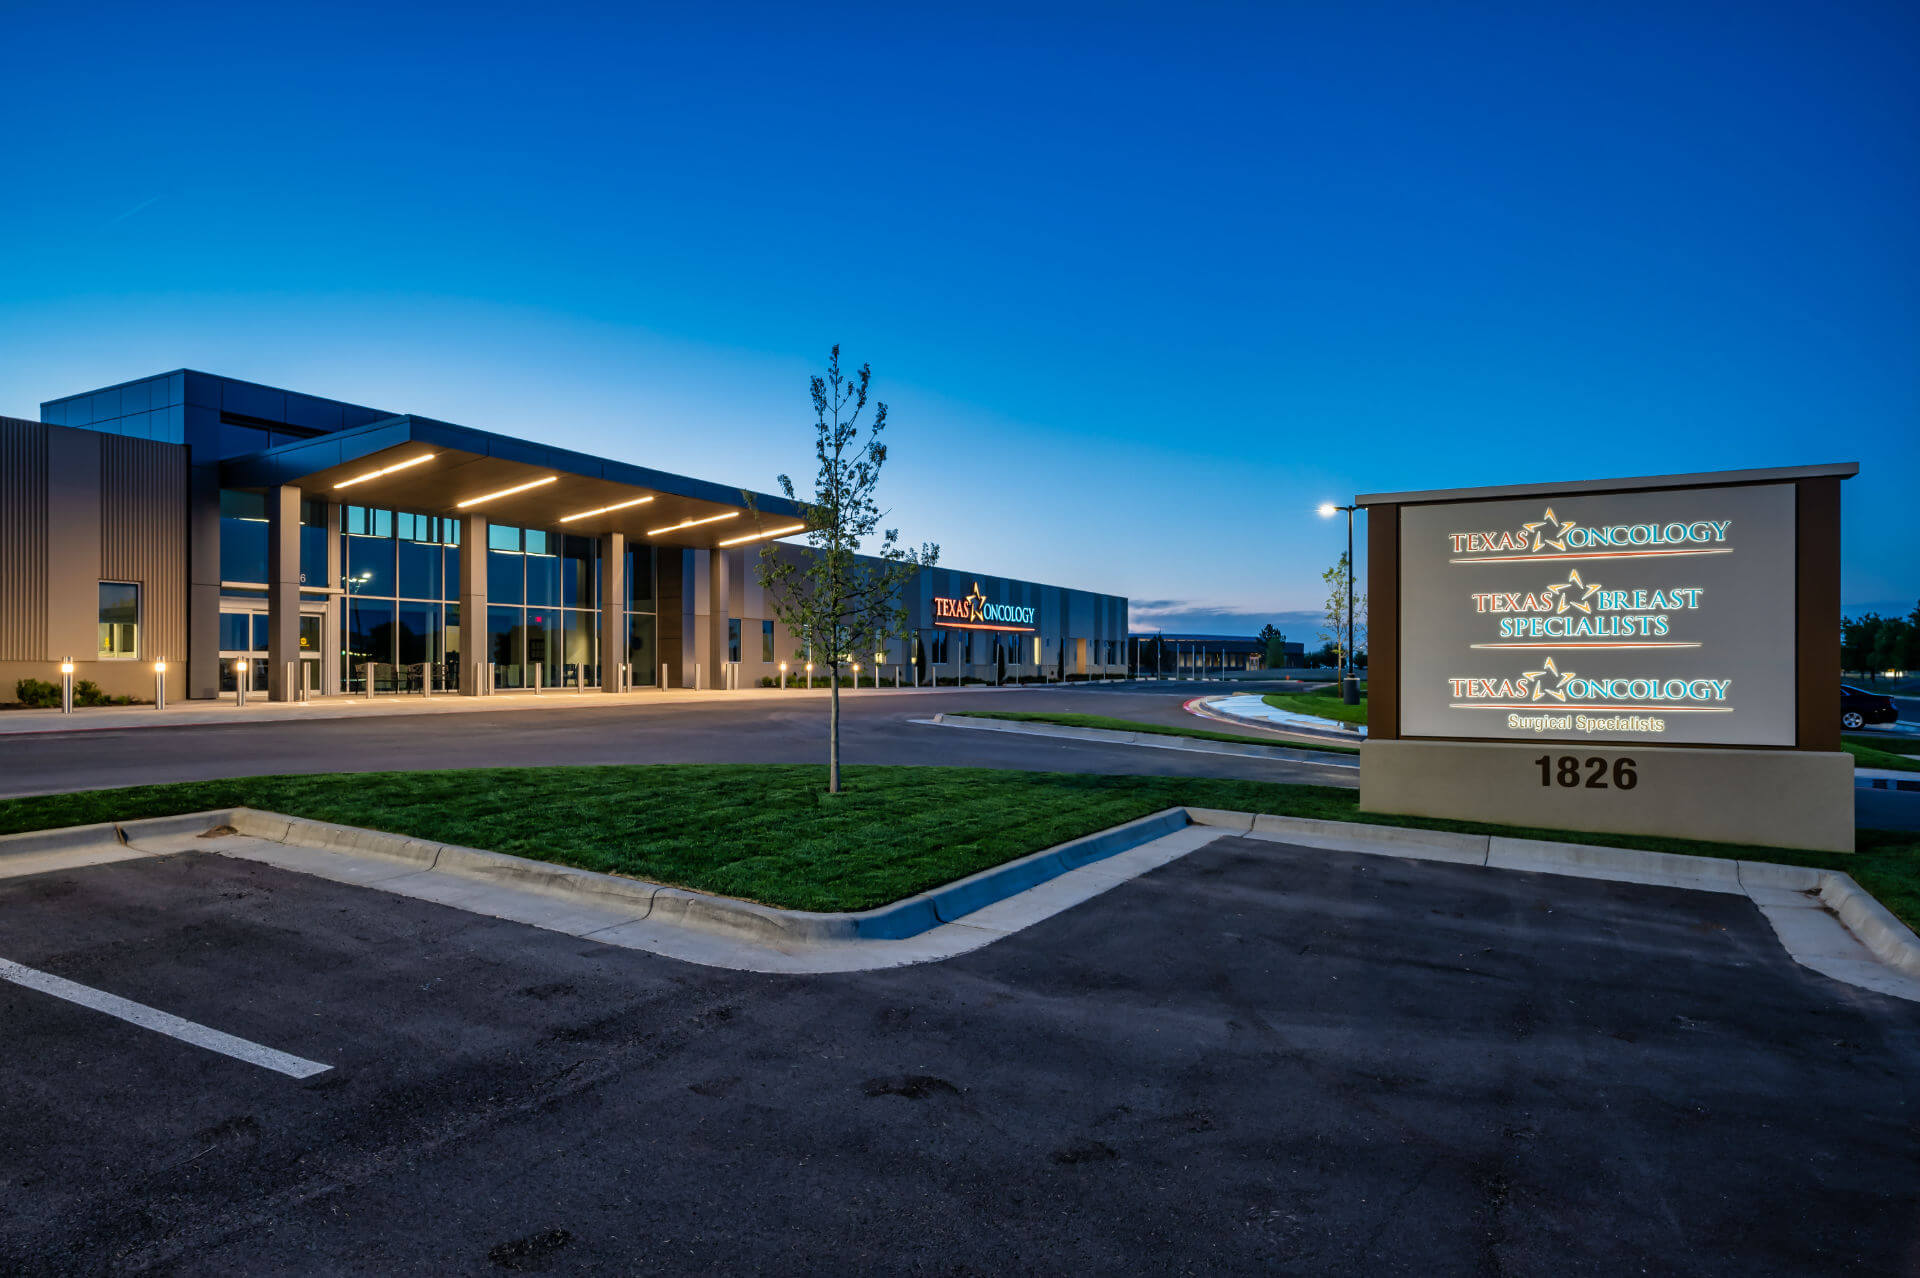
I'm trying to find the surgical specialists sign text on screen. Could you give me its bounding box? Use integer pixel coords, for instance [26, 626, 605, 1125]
[1397, 483, 1797, 746]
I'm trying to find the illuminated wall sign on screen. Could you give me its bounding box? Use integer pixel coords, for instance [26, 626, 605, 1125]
[1399, 483, 1796, 746]
[933, 581, 1035, 631]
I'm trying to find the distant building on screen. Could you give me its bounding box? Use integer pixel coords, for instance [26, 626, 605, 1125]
[1128, 631, 1305, 676]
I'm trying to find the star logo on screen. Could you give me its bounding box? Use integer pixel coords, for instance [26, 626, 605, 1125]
[1521, 507, 1578, 552]
[965, 582, 988, 622]
[1522, 656, 1576, 702]
[1545, 569, 1600, 615]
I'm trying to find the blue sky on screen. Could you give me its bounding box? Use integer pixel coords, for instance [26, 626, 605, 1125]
[1, 1, 1913, 636]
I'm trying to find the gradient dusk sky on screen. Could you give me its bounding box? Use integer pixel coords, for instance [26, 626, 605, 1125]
[2, 1, 1913, 635]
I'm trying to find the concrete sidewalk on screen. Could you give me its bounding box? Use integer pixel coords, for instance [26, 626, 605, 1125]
[0, 681, 1038, 736]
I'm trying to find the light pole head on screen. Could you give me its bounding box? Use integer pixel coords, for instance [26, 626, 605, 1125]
[1318, 503, 1338, 518]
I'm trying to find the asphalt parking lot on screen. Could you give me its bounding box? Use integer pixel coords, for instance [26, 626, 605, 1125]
[3, 835, 1916, 1274]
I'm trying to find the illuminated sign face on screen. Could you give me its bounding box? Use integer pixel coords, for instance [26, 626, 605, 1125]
[933, 581, 1035, 631]
[1399, 484, 1796, 745]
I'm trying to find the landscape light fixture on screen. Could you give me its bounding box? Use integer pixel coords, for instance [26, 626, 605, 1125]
[645, 511, 739, 537]
[333, 453, 437, 490]
[559, 495, 655, 523]
[716, 522, 807, 547]
[456, 476, 558, 508]
[1319, 501, 1360, 704]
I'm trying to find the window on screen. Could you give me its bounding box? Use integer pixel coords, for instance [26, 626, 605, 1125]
[728, 618, 741, 663]
[761, 619, 775, 663]
[97, 583, 139, 658]
[219, 612, 252, 651]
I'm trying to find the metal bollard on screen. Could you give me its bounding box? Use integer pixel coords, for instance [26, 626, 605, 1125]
[534, 664, 543, 695]
[154, 660, 167, 711]
[301, 661, 311, 702]
[60, 660, 74, 714]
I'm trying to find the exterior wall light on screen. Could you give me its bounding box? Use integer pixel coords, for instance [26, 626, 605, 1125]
[333, 453, 437, 490]
[717, 522, 807, 547]
[646, 511, 739, 537]
[560, 495, 655, 523]
[456, 475, 558, 508]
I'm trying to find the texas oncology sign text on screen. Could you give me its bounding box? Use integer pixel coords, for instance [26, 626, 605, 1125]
[1396, 483, 1796, 747]
[933, 582, 1035, 631]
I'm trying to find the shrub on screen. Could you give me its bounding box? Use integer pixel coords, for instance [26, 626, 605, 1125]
[74, 679, 111, 707]
[15, 677, 60, 708]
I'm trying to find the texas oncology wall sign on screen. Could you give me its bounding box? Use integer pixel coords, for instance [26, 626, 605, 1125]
[1397, 483, 1797, 746]
[932, 581, 1036, 632]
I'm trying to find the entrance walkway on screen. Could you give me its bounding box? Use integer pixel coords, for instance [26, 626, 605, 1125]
[0, 682, 1010, 736]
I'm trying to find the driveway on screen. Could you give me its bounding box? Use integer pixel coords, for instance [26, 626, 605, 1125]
[0, 684, 1354, 800]
[2, 834, 1913, 1274]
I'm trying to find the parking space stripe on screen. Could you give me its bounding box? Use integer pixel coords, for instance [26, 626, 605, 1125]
[0, 956, 331, 1079]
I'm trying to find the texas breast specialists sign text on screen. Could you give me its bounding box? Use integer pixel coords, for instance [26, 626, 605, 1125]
[1398, 483, 1796, 746]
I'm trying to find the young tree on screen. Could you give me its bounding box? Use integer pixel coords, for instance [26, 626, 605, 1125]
[755, 347, 937, 793]
[1319, 554, 1369, 677]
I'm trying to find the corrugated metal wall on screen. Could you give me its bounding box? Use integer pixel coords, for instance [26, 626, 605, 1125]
[99, 432, 188, 665]
[0, 417, 48, 660]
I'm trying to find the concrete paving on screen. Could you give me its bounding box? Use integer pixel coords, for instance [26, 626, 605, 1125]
[2, 835, 1916, 1273]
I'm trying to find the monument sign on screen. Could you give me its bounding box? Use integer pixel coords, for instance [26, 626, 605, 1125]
[1359, 464, 1857, 852]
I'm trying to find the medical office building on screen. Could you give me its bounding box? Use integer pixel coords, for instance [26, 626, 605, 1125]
[0, 370, 1127, 702]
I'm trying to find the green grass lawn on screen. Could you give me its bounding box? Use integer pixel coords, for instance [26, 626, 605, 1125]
[1262, 684, 1370, 726]
[1, 765, 1914, 928]
[1845, 740, 1920, 773]
[957, 710, 1360, 755]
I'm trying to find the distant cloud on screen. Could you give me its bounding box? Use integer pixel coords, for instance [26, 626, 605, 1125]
[1127, 599, 1325, 638]
[106, 194, 164, 226]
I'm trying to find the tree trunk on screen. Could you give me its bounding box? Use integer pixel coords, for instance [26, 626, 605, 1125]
[828, 668, 841, 793]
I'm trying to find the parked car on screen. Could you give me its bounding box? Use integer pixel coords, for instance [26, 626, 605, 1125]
[1841, 684, 1899, 730]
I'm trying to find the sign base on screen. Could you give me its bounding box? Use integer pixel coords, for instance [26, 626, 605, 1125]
[1361, 739, 1854, 854]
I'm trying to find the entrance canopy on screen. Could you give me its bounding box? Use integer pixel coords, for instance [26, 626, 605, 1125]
[219, 414, 808, 547]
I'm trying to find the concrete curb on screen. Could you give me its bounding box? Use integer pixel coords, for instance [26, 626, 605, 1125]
[219, 804, 1191, 945]
[1197, 694, 1369, 739]
[925, 713, 1358, 770]
[10, 802, 1918, 996]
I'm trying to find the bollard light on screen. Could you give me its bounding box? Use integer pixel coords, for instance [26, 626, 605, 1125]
[154, 659, 167, 711]
[60, 659, 75, 714]
[779, 661, 788, 688]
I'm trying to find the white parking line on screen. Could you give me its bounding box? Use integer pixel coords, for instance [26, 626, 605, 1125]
[0, 957, 331, 1079]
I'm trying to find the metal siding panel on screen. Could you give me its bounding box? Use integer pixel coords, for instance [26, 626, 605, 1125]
[0, 418, 48, 660]
[99, 435, 189, 667]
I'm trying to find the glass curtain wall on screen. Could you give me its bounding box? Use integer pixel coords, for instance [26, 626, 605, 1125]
[485, 527, 603, 690]
[343, 506, 461, 693]
[341, 510, 657, 693]
[626, 543, 657, 686]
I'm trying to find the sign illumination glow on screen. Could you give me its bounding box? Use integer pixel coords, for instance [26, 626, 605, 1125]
[1399, 483, 1796, 746]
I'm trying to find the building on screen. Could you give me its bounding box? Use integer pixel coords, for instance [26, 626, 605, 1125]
[1, 370, 1127, 702]
[1129, 631, 1305, 676]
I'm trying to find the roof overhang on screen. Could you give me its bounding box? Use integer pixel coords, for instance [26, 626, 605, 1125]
[219, 415, 807, 548]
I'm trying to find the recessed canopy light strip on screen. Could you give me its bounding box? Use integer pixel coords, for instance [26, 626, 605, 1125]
[455, 475, 558, 508]
[645, 511, 740, 537]
[559, 495, 656, 523]
[717, 522, 808, 547]
[332, 453, 437, 490]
